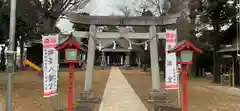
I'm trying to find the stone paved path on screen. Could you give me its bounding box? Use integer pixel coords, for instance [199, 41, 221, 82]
[99, 67, 148, 111]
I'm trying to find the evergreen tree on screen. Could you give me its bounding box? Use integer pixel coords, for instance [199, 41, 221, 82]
[197, 0, 236, 82]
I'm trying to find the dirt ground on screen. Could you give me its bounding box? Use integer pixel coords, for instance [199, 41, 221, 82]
[0, 69, 110, 111]
[1, 68, 240, 111]
[121, 68, 240, 111]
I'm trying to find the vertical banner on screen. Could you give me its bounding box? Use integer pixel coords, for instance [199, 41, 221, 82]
[165, 29, 179, 90]
[42, 34, 59, 97]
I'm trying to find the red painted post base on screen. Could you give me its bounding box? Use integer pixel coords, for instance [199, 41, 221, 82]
[68, 63, 75, 111]
[181, 64, 188, 111]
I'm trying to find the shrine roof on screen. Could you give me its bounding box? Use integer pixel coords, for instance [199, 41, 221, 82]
[55, 37, 87, 52]
[218, 45, 240, 53]
[168, 40, 203, 53]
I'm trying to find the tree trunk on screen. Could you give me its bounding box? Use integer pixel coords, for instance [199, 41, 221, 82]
[0, 46, 6, 71]
[212, 46, 221, 83]
[188, 9, 197, 76]
[19, 36, 24, 70]
[14, 37, 18, 71]
[212, 5, 221, 83]
[158, 39, 165, 72]
[142, 50, 150, 72]
[233, 53, 240, 86]
[41, 17, 57, 34]
[188, 59, 197, 77]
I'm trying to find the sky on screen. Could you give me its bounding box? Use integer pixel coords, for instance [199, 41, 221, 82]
[56, 0, 128, 33]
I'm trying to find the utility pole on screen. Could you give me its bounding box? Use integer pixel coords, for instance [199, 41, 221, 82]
[6, 0, 17, 111]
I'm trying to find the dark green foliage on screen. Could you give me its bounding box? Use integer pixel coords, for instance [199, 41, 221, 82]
[0, 0, 41, 43]
[0, 46, 6, 71]
[196, 0, 237, 82]
[0, 1, 9, 43]
[0, 0, 90, 42]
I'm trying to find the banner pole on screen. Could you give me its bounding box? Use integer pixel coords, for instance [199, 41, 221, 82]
[56, 35, 60, 109]
[177, 70, 181, 107]
[181, 64, 188, 111]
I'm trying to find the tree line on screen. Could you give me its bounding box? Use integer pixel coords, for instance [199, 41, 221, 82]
[0, 0, 238, 83]
[0, 0, 90, 70]
[116, 0, 238, 83]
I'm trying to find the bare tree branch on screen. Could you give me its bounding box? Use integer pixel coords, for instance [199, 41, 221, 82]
[31, 0, 43, 10]
[61, 0, 72, 13]
[71, 0, 90, 11]
[145, 0, 162, 16]
[34, 0, 90, 16]
[47, 0, 54, 10]
[31, 0, 90, 33]
[145, 0, 158, 5]
[116, 4, 132, 17]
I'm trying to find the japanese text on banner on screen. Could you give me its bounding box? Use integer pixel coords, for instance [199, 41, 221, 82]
[165, 30, 179, 90]
[42, 34, 59, 97]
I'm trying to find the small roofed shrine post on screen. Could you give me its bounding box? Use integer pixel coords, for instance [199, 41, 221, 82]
[181, 63, 188, 111]
[68, 60, 75, 111]
[168, 40, 203, 111]
[54, 37, 87, 111]
[79, 24, 100, 102]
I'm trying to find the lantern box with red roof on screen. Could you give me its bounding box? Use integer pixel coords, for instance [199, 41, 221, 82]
[55, 37, 87, 63]
[168, 40, 203, 65]
[167, 40, 202, 111]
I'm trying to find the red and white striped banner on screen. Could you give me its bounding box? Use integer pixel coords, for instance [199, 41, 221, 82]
[42, 34, 59, 97]
[165, 29, 179, 90]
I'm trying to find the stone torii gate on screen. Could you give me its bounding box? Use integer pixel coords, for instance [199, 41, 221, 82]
[67, 13, 180, 103]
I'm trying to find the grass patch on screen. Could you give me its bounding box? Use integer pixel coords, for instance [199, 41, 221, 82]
[0, 72, 6, 75]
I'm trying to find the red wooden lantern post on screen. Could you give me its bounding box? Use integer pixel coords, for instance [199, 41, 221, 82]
[55, 37, 87, 111]
[168, 40, 203, 111]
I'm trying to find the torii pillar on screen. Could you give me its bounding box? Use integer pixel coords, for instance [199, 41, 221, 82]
[79, 24, 100, 102]
[148, 25, 166, 102]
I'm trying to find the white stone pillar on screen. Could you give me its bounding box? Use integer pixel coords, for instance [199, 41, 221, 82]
[121, 56, 123, 65]
[107, 56, 109, 65]
[149, 25, 160, 91]
[84, 24, 96, 91]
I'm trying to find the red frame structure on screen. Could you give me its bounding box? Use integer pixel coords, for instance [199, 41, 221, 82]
[55, 37, 87, 111]
[55, 37, 87, 62]
[168, 40, 202, 64]
[168, 40, 202, 111]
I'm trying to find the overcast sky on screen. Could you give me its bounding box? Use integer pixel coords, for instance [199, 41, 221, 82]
[57, 0, 129, 33]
